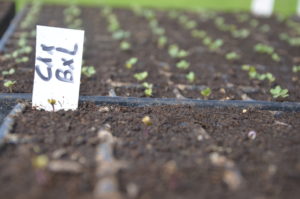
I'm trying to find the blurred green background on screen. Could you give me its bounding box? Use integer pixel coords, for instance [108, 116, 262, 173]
[16, 0, 299, 15]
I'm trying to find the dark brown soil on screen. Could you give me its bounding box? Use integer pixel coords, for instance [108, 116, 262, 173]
[0, 5, 299, 102]
[0, 103, 299, 199]
[0, 1, 15, 37]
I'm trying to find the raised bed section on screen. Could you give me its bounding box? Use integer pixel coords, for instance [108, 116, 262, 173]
[0, 103, 299, 199]
[0, 4, 300, 102]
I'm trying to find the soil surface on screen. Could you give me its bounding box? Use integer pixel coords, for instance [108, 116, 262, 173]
[0, 1, 15, 37]
[0, 4, 300, 102]
[0, 103, 299, 199]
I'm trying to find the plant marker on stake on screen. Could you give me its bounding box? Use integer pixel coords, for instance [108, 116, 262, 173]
[32, 26, 84, 111]
[251, 0, 275, 17]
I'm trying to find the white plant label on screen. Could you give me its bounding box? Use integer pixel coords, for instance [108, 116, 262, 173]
[32, 25, 84, 111]
[251, 0, 274, 17]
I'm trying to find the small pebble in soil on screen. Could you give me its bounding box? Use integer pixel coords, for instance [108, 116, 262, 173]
[248, 131, 257, 140]
[142, 116, 152, 126]
[32, 155, 49, 169]
[48, 160, 82, 174]
[242, 109, 247, 113]
[126, 183, 139, 199]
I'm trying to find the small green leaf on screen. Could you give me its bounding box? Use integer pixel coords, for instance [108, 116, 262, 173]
[125, 57, 138, 69]
[176, 60, 190, 70]
[134, 71, 148, 81]
[2, 68, 15, 76]
[270, 86, 289, 98]
[82, 66, 96, 77]
[201, 88, 212, 97]
[120, 41, 131, 51]
[186, 72, 195, 83]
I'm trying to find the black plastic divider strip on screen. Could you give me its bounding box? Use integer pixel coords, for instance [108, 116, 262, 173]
[0, 103, 26, 146]
[0, 93, 300, 111]
[0, 6, 27, 52]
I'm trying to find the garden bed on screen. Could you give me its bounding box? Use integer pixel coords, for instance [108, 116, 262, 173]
[0, 0, 15, 38]
[0, 103, 299, 199]
[0, 3, 300, 199]
[0, 4, 300, 102]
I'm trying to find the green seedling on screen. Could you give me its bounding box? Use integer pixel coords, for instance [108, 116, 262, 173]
[254, 44, 280, 62]
[280, 33, 300, 47]
[168, 45, 188, 58]
[191, 30, 207, 39]
[2, 68, 15, 76]
[47, 99, 57, 112]
[250, 19, 259, 27]
[158, 36, 168, 48]
[168, 11, 179, 19]
[214, 17, 225, 26]
[142, 82, 153, 96]
[120, 41, 131, 51]
[242, 65, 275, 83]
[143, 9, 155, 20]
[186, 72, 195, 83]
[236, 13, 249, 23]
[259, 24, 270, 33]
[176, 60, 190, 69]
[15, 57, 29, 63]
[231, 29, 250, 39]
[134, 71, 148, 81]
[178, 15, 188, 24]
[185, 20, 197, 30]
[208, 39, 223, 51]
[226, 52, 240, 60]
[102, 6, 112, 16]
[18, 37, 27, 47]
[152, 26, 165, 36]
[271, 53, 281, 62]
[82, 66, 96, 77]
[112, 30, 130, 40]
[125, 57, 138, 69]
[201, 87, 212, 98]
[288, 37, 300, 46]
[270, 86, 289, 98]
[3, 80, 16, 93]
[292, 66, 300, 73]
[254, 43, 274, 54]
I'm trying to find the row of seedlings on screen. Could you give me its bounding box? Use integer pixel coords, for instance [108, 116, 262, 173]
[1, 2, 42, 93]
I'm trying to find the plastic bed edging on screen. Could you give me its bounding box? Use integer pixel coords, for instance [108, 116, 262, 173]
[0, 93, 300, 112]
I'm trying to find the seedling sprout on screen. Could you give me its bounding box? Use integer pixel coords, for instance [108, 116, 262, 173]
[47, 99, 57, 112]
[142, 82, 153, 96]
[176, 60, 190, 69]
[2, 68, 15, 76]
[125, 57, 138, 69]
[226, 52, 240, 60]
[3, 80, 16, 93]
[292, 66, 300, 73]
[158, 36, 168, 48]
[201, 88, 212, 98]
[168, 45, 188, 58]
[134, 71, 148, 81]
[270, 86, 289, 99]
[81, 66, 96, 77]
[120, 41, 131, 51]
[186, 72, 195, 83]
